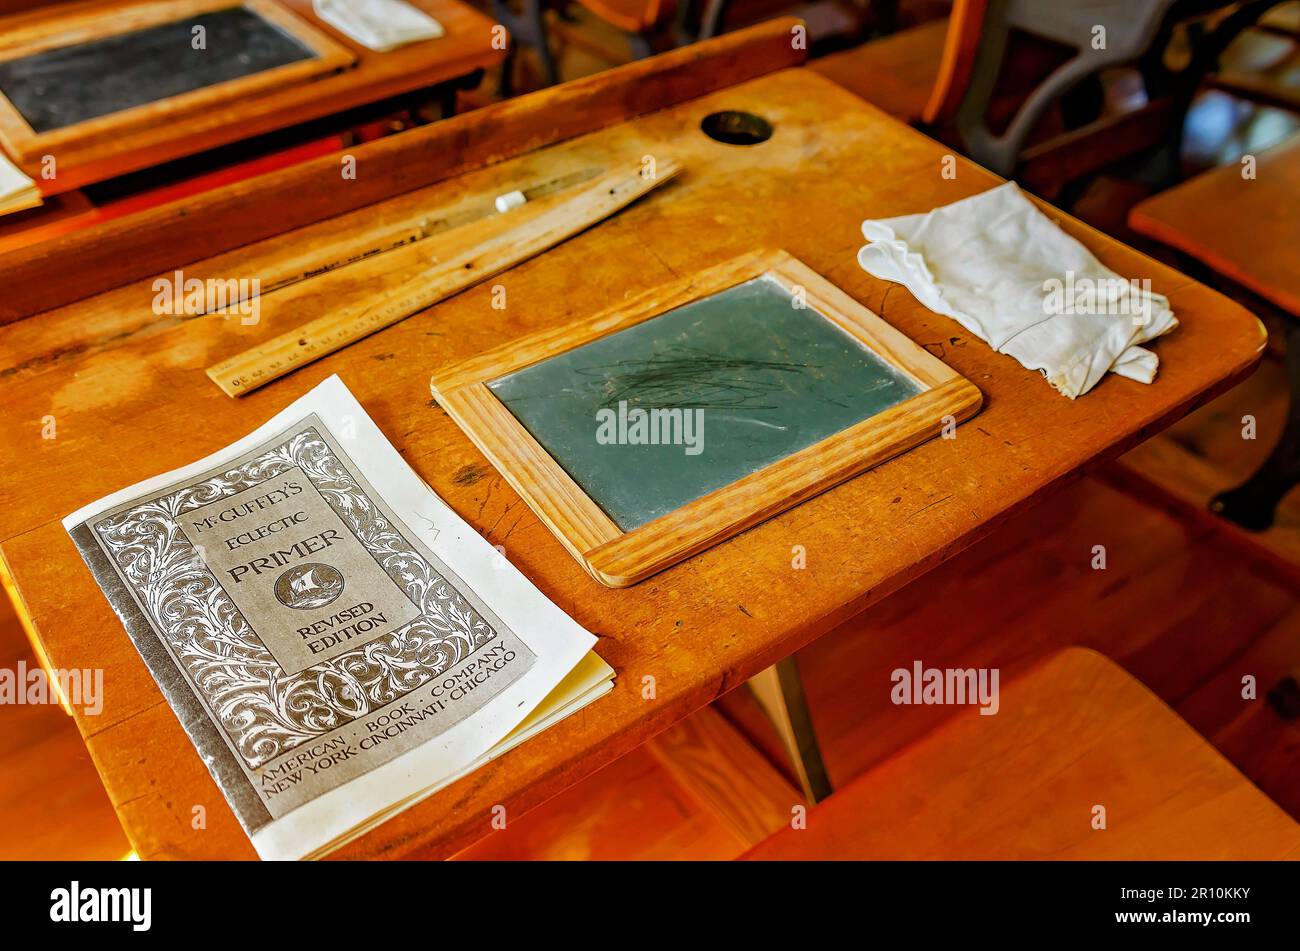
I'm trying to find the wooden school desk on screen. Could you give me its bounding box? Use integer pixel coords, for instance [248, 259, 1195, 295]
[0, 0, 504, 194]
[0, 20, 1267, 859]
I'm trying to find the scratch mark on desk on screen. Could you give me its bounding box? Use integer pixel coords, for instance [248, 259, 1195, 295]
[908, 494, 954, 520]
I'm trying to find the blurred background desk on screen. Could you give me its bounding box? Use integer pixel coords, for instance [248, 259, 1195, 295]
[0, 0, 503, 256]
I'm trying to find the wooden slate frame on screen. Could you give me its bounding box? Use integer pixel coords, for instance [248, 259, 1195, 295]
[0, 0, 355, 163]
[431, 250, 983, 587]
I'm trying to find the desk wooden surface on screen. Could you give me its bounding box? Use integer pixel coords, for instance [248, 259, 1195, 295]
[1129, 132, 1300, 317]
[0, 0, 503, 194]
[0, 22, 1266, 859]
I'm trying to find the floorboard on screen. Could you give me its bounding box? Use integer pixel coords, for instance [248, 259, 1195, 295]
[0, 594, 129, 860]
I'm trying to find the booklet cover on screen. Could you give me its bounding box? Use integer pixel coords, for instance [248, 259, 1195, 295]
[63, 375, 608, 859]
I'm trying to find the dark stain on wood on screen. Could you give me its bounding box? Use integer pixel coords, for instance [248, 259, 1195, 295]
[452, 463, 488, 487]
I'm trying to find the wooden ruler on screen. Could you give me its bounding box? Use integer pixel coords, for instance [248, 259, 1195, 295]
[206, 160, 681, 397]
[193, 167, 603, 316]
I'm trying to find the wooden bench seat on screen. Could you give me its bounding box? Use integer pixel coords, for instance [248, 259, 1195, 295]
[743, 648, 1300, 859]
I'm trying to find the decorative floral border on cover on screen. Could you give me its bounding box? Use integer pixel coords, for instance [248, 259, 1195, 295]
[93, 425, 498, 769]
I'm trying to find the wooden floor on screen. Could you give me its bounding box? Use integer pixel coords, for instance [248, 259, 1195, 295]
[1113, 355, 1300, 584]
[0, 594, 129, 860]
[458, 698, 803, 860]
[798, 473, 1300, 795]
[453, 472, 1300, 860]
[8, 464, 1297, 860]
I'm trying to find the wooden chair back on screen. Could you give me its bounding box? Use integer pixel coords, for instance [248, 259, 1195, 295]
[921, 0, 989, 124]
[946, 0, 1179, 176]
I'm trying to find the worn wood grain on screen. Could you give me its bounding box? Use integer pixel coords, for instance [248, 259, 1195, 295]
[0, 591, 130, 860]
[643, 702, 803, 846]
[209, 159, 682, 395]
[453, 712, 765, 861]
[809, 17, 949, 124]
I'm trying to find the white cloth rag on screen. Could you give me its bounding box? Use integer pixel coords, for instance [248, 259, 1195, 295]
[313, 0, 445, 52]
[857, 182, 1177, 398]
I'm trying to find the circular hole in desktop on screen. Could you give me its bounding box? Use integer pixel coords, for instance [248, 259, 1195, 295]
[700, 111, 773, 146]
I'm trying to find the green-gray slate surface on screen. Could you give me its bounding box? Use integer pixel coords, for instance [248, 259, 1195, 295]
[488, 276, 923, 531]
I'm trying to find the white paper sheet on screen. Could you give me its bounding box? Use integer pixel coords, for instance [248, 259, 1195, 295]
[64, 376, 597, 859]
[313, 0, 444, 52]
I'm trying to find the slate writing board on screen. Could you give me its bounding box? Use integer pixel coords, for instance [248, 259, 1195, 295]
[488, 275, 924, 531]
[0, 7, 316, 134]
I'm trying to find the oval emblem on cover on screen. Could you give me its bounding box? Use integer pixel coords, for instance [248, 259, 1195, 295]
[274, 563, 345, 610]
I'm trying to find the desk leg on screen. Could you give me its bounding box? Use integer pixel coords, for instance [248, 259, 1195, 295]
[747, 657, 832, 803]
[493, 0, 560, 94]
[1210, 321, 1300, 530]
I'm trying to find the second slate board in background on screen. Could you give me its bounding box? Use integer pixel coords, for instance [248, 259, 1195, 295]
[0, 0, 355, 162]
[488, 275, 924, 530]
[0, 7, 315, 133]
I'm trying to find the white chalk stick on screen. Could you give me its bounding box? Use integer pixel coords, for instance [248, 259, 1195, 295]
[495, 190, 527, 213]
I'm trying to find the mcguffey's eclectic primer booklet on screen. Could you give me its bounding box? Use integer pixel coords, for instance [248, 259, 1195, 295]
[63, 375, 612, 860]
